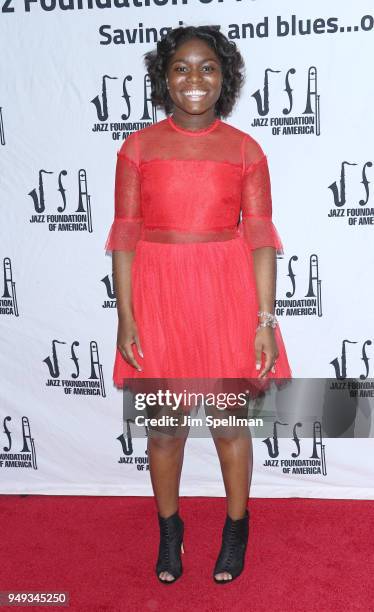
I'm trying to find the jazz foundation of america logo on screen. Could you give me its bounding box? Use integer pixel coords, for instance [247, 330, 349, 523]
[262, 420, 327, 476]
[1, 257, 19, 316]
[330, 337, 372, 381]
[43, 340, 106, 397]
[327, 159, 373, 225]
[117, 419, 149, 471]
[28, 168, 93, 233]
[329, 379, 374, 398]
[275, 253, 322, 318]
[0, 416, 37, 470]
[250, 66, 320, 136]
[91, 73, 155, 141]
[101, 272, 116, 310]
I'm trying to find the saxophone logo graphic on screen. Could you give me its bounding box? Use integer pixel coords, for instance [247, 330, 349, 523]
[101, 273, 116, 309]
[43, 340, 106, 397]
[0, 416, 37, 470]
[91, 73, 156, 140]
[1, 258, 19, 316]
[275, 253, 322, 317]
[251, 66, 320, 136]
[117, 419, 149, 470]
[262, 420, 327, 476]
[330, 338, 372, 381]
[327, 160, 374, 225]
[28, 168, 93, 233]
[0, 106, 5, 146]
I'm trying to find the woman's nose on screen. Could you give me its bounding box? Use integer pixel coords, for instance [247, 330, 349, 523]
[186, 67, 203, 78]
[186, 73, 204, 85]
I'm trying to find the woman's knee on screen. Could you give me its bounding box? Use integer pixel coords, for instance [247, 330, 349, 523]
[147, 430, 187, 452]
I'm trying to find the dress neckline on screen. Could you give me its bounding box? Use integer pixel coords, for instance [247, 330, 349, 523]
[167, 114, 221, 136]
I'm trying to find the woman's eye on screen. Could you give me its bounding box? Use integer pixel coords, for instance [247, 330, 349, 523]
[174, 65, 215, 73]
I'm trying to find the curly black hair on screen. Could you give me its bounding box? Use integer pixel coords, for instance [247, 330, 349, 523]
[143, 26, 245, 119]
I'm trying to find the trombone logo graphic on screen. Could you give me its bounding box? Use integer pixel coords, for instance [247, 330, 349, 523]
[327, 160, 374, 225]
[275, 253, 322, 318]
[43, 340, 106, 397]
[251, 66, 320, 136]
[0, 106, 5, 146]
[91, 73, 156, 140]
[101, 273, 116, 310]
[262, 420, 327, 476]
[1, 258, 19, 316]
[0, 416, 37, 470]
[28, 168, 93, 233]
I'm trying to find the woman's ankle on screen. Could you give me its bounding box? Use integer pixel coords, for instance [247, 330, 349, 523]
[158, 507, 179, 519]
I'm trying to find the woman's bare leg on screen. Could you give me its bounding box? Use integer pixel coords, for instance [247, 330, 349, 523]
[212, 432, 253, 517]
[147, 433, 188, 517]
[205, 398, 253, 582]
[212, 432, 253, 581]
[147, 417, 190, 582]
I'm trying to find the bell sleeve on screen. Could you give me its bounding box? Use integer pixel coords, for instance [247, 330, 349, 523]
[239, 136, 284, 255]
[104, 131, 143, 252]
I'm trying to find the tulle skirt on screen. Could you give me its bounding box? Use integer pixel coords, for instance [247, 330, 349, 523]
[112, 235, 292, 411]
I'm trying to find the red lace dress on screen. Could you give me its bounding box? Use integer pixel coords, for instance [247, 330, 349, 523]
[105, 115, 292, 400]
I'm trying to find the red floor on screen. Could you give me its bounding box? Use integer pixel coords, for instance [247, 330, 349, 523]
[0, 495, 373, 611]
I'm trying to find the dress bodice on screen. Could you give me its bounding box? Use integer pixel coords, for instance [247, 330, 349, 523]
[105, 115, 284, 253]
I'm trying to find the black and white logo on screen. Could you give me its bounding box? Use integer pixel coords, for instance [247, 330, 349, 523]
[101, 272, 116, 310]
[327, 160, 373, 225]
[251, 66, 320, 136]
[276, 253, 322, 318]
[29, 168, 93, 233]
[91, 73, 155, 141]
[263, 420, 327, 476]
[331, 338, 372, 380]
[0, 106, 5, 146]
[117, 419, 148, 471]
[43, 339, 106, 396]
[0, 416, 37, 470]
[1, 257, 19, 316]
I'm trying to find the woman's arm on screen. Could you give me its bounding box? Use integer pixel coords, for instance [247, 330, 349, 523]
[113, 250, 143, 372]
[105, 133, 144, 372]
[113, 251, 135, 320]
[240, 139, 284, 378]
[252, 247, 279, 378]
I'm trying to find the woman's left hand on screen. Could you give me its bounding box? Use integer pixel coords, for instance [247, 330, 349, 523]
[255, 326, 279, 378]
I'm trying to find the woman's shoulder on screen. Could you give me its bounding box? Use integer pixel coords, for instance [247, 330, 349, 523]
[116, 120, 166, 164]
[134, 118, 168, 139]
[118, 118, 266, 166]
[117, 119, 167, 148]
[116, 131, 140, 165]
[220, 120, 266, 160]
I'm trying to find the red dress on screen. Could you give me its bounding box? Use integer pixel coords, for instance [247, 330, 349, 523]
[105, 115, 292, 403]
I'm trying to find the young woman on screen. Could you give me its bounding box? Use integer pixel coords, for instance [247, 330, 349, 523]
[105, 25, 292, 584]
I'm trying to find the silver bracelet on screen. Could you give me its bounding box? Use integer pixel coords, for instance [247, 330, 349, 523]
[256, 310, 278, 331]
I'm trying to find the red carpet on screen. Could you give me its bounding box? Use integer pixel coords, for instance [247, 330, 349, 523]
[0, 495, 373, 611]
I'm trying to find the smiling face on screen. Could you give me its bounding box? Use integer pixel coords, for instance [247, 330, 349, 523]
[165, 37, 223, 126]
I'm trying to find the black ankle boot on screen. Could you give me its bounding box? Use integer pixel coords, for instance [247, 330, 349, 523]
[213, 509, 250, 583]
[156, 510, 185, 584]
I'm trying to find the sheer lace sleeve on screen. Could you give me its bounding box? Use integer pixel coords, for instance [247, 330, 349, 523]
[104, 131, 142, 252]
[239, 136, 284, 255]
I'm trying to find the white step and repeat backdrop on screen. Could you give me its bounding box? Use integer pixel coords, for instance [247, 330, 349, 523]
[1, 1, 374, 498]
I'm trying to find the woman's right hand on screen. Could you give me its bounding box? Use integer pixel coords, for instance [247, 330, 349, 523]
[117, 314, 144, 372]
